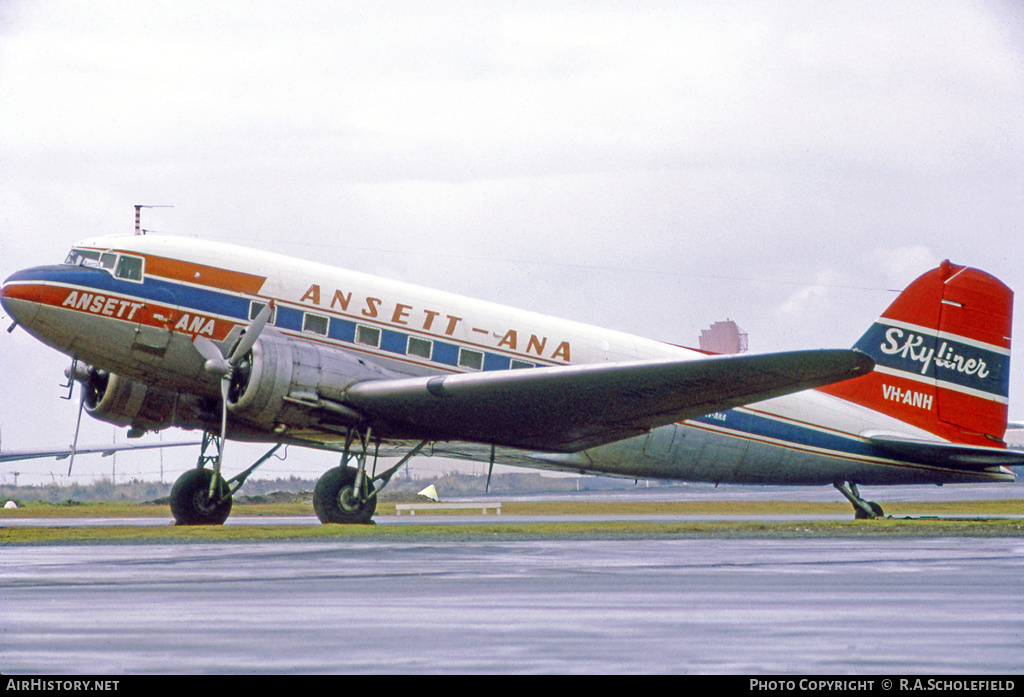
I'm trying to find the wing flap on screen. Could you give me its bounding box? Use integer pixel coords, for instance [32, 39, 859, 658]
[344, 349, 873, 452]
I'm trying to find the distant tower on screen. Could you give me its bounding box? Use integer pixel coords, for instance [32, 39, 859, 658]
[699, 320, 748, 355]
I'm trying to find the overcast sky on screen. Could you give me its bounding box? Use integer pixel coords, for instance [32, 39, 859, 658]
[2, 1, 1022, 486]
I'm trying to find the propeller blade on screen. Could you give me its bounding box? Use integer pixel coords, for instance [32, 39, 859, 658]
[218, 377, 229, 460]
[68, 386, 85, 476]
[229, 300, 274, 366]
[195, 302, 274, 497]
[193, 335, 231, 376]
[209, 376, 231, 499]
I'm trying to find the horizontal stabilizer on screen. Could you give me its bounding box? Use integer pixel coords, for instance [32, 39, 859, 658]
[865, 433, 1024, 470]
[345, 349, 874, 452]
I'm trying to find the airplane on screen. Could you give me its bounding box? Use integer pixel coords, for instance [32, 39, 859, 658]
[1, 232, 1020, 524]
[0, 439, 198, 464]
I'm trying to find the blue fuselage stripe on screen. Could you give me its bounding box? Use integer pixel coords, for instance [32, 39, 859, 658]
[17, 265, 539, 373]
[690, 409, 874, 461]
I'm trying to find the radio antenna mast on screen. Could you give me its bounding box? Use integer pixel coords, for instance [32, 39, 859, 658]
[134, 204, 174, 235]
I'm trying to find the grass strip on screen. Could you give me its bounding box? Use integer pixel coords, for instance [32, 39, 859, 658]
[1, 498, 1021, 518]
[3, 517, 1023, 545]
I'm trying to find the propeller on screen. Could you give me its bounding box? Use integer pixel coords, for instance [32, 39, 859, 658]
[63, 362, 111, 477]
[191, 301, 274, 479]
[68, 387, 85, 476]
[63, 360, 93, 476]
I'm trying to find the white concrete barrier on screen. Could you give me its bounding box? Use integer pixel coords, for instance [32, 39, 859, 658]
[395, 502, 502, 516]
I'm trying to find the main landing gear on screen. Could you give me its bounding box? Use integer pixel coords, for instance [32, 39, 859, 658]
[833, 480, 885, 519]
[313, 466, 377, 524]
[170, 432, 281, 526]
[170, 467, 232, 525]
[313, 432, 428, 525]
[169, 429, 428, 526]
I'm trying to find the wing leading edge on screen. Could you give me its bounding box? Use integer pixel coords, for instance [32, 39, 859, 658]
[344, 349, 874, 452]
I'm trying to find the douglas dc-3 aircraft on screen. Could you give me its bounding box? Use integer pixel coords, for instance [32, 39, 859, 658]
[2, 233, 1021, 524]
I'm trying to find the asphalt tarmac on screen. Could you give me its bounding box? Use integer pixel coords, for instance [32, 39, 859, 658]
[3, 484, 1022, 674]
[3, 536, 1022, 674]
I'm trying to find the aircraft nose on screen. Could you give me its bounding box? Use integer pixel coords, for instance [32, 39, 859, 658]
[1, 271, 18, 311]
[1, 267, 44, 327]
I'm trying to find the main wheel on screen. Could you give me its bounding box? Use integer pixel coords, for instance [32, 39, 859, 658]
[853, 500, 884, 519]
[313, 466, 377, 524]
[170, 468, 233, 525]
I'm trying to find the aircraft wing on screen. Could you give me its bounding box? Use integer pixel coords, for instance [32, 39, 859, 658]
[864, 433, 1024, 470]
[0, 441, 199, 463]
[344, 349, 874, 452]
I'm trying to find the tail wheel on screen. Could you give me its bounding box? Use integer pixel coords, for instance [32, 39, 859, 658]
[314, 466, 377, 524]
[170, 468, 232, 525]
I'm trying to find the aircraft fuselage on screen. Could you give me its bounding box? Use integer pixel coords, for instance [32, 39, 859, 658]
[1, 234, 1015, 490]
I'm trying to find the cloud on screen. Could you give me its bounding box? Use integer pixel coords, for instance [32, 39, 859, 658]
[868, 246, 940, 287]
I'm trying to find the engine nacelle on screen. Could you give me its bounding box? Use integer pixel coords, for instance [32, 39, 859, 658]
[227, 328, 396, 430]
[82, 368, 211, 433]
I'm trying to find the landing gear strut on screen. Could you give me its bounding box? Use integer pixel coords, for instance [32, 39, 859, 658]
[170, 433, 282, 526]
[834, 480, 884, 519]
[313, 435, 428, 525]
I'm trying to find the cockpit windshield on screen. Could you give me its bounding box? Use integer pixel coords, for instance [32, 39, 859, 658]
[65, 248, 115, 269]
[64, 248, 145, 282]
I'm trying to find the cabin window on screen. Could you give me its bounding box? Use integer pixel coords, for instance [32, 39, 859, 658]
[303, 313, 329, 336]
[114, 255, 144, 282]
[458, 348, 484, 371]
[355, 325, 381, 347]
[407, 336, 432, 360]
[511, 359, 535, 370]
[248, 301, 277, 325]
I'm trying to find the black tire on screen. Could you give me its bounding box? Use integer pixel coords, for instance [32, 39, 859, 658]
[313, 466, 377, 524]
[853, 501, 884, 520]
[170, 468, 232, 525]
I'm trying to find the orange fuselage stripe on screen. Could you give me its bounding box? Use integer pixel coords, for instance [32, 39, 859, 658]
[138, 254, 267, 296]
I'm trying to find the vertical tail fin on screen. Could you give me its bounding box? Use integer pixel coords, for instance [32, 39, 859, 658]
[820, 261, 1013, 446]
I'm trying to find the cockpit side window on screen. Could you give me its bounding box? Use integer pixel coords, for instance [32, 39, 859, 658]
[115, 255, 144, 282]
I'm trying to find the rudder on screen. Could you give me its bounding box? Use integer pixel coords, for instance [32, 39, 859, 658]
[819, 261, 1013, 446]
